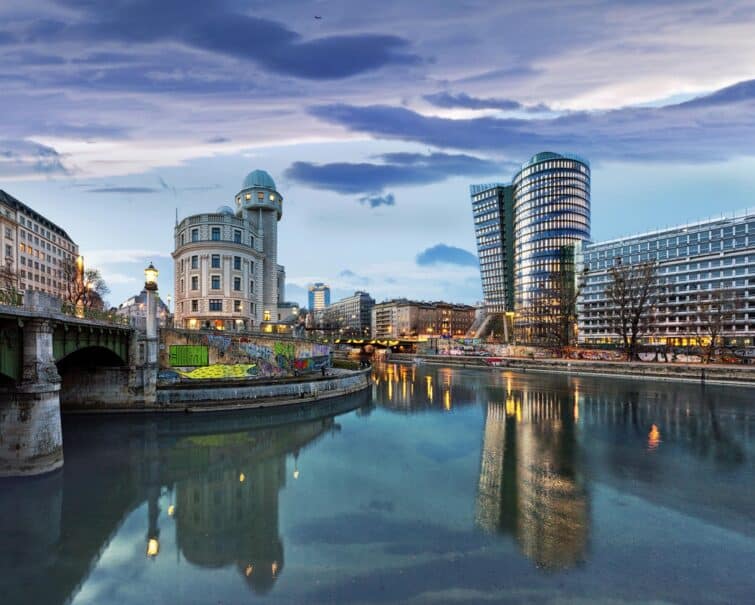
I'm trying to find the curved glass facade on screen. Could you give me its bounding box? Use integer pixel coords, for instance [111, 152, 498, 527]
[512, 153, 590, 341]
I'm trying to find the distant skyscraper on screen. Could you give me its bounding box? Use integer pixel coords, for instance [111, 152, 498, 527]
[471, 152, 591, 343]
[308, 282, 330, 311]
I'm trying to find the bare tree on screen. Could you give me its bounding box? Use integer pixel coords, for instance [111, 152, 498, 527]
[605, 259, 658, 360]
[695, 287, 739, 363]
[0, 260, 19, 304]
[60, 257, 110, 310]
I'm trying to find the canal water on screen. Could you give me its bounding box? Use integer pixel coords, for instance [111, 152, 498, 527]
[1, 363, 753, 605]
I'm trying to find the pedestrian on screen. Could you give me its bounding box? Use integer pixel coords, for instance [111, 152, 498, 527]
[321, 365, 326, 377]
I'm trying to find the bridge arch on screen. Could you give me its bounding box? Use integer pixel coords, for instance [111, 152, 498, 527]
[57, 346, 130, 410]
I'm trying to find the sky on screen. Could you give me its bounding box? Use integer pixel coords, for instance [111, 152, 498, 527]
[3, 0, 755, 308]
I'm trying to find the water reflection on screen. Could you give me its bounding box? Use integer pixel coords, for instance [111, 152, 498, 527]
[371, 363, 483, 412]
[1, 367, 753, 605]
[0, 392, 368, 605]
[170, 418, 331, 593]
[476, 387, 589, 570]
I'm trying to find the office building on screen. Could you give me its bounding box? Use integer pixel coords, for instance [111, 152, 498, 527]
[578, 210, 755, 347]
[0, 189, 79, 298]
[308, 282, 330, 311]
[471, 152, 591, 343]
[371, 299, 476, 339]
[173, 169, 288, 331]
[470, 183, 515, 314]
[317, 291, 375, 336]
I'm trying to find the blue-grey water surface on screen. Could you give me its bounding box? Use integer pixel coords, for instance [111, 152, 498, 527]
[1, 363, 753, 604]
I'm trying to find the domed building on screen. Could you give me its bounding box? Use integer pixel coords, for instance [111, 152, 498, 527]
[172, 170, 289, 331]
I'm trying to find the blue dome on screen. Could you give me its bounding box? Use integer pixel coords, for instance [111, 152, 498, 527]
[241, 169, 276, 191]
[216, 205, 235, 215]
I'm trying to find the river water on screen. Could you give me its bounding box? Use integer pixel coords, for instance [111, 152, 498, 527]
[1, 363, 753, 605]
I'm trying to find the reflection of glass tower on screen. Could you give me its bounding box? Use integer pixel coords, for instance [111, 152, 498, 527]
[171, 419, 332, 594]
[476, 387, 588, 570]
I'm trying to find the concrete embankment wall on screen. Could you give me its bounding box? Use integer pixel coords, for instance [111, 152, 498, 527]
[394, 354, 755, 385]
[156, 368, 371, 411]
[61, 368, 371, 412]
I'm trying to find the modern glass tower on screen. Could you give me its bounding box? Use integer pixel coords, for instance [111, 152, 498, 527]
[512, 153, 590, 341]
[470, 183, 515, 313]
[471, 152, 591, 343]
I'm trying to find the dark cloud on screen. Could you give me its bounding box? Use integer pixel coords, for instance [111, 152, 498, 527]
[4, 1, 419, 81]
[359, 193, 395, 208]
[285, 152, 501, 195]
[424, 91, 522, 111]
[416, 244, 478, 267]
[0, 139, 69, 177]
[86, 187, 161, 194]
[338, 269, 370, 285]
[424, 91, 551, 113]
[310, 79, 755, 163]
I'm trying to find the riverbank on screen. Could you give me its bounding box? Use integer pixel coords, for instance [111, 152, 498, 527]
[63, 368, 372, 412]
[393, 354, 755, 386]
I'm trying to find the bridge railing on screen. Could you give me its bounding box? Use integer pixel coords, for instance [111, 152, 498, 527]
[59, 301, 131, 326]
[0, 288, 23, 307]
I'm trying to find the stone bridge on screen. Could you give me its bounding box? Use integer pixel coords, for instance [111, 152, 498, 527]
[0, 292, 149, 477]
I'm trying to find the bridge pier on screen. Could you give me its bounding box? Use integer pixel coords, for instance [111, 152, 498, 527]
[0, 319, 63, 477]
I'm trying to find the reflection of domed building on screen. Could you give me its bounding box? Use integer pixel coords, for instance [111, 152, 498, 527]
[172, 169, 292, 331]
[170, 419, 333, 594]
[476, 384, 589, 570]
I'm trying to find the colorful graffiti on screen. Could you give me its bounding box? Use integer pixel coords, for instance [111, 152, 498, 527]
[313, 343, 330, 357]
[206, 335, 232, 353]
[239, 343, 273, 361]
[274, 342, 295, 359]
[175, 364, 258, 379]
[161, 329, 332, 380]
[294, 356, 329, 371]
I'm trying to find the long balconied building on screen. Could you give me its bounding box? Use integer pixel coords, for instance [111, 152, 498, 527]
[578, 210, 755, 347]
[172, 170, 286, 331]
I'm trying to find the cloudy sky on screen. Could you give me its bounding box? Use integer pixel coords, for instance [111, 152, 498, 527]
[3, 0, 755, 307]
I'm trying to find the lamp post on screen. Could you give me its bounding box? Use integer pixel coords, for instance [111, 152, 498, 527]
[144, 263, 158, 339]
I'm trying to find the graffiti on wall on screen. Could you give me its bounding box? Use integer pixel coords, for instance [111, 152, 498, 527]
[161, 329, 332, 381]
[206, 335, 232, 353]
[175, 364, 258, 379]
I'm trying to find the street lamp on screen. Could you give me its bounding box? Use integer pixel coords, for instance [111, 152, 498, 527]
[144, 262, 159, 291]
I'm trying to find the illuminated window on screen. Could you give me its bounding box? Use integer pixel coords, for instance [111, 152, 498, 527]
[269, 193, 275, 201]
[234, 300, 242, 312]
[263, 310, 271, 321]
[257, 192, 264, 199]
[245, 193, 251, 201]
